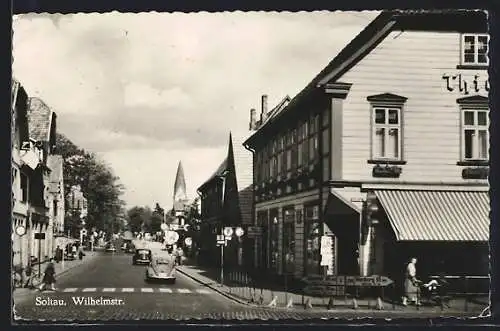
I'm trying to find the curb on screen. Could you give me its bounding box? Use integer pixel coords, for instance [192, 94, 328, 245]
[175, 267, 485, 316]
[176, 266, 254, 307]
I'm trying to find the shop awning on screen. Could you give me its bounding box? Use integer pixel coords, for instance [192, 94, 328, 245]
[374, 190, 489, 242]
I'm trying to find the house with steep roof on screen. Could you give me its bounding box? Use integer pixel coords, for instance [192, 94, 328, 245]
[197, 131, 254, 267]
[243, 10, 489, 287]
[26, 96, 59, 262]
[11, 78, 31, 268]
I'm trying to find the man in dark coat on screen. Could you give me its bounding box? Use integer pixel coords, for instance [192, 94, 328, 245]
[55, 245, 63, 263]
[39, 258, 56, 291]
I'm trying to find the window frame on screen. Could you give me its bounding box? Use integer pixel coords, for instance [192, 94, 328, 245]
[370, 105, 403, 161]
[460, 105, 489, 162]
[461, 34, 490, 66]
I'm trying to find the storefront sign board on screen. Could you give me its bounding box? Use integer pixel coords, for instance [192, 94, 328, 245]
[303, 285, 345, 296]
[305, 275, 392, 287]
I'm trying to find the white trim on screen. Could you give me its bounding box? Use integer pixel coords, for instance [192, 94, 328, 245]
[361, 183, 489, 192]
[460, 106, 489, 161]
[370, 106, 403, 161]
[461, 34, 490, 66]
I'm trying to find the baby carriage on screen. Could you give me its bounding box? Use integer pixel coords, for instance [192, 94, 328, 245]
[420, 276, 452, 308]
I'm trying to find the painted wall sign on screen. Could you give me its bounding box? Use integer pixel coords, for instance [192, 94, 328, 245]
[442, 73, 489, 94]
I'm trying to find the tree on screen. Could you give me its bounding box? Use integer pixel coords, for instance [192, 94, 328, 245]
[56, 133, 125, 235]
[150, 202, 165, 233]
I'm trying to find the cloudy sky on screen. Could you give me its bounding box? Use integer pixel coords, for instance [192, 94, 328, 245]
[13, 11, 379, 209]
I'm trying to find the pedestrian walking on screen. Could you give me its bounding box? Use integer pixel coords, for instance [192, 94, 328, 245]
[39, 258, 57, 291]
[402, 257, 421, 306]
[78, 245, 85, 260]
[23, 263, 34, 288]
[175, 246, 184, 266]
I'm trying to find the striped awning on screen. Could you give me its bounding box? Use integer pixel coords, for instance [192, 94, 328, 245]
[374, 190, 489, 242]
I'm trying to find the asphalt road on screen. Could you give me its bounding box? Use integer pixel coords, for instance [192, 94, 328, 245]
[13, 248, 486, 322]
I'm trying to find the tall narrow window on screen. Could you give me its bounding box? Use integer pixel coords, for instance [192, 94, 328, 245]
[372, 107, 401, 160]
[462, 108, 489, 160]
[462, 34, 489, 65]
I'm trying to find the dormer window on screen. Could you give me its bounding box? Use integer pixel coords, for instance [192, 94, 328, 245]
[462, 34, 489, 66]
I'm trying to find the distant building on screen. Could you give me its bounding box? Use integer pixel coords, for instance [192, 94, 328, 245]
[47, 155, 65, 236]
[67, 185, 88, 218]
[172, 161, 189, 227]
[197, 132, 254, 267]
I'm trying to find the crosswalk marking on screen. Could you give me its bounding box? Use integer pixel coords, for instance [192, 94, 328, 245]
[56, 287, 212, 294]
[62, 288, 78, 293]
[82, 288, 96, 292]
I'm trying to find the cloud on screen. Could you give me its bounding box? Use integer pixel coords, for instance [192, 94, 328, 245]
[13, 11, 379, 206]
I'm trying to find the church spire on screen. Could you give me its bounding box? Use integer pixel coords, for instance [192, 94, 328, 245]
[173, 161, 187, 205]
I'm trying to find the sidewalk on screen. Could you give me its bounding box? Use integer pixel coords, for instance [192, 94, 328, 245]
[13, 251, 99, 302]
[177, 263, 489, 316]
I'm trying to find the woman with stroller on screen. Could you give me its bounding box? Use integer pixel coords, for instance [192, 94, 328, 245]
[402, 257, 421, 306]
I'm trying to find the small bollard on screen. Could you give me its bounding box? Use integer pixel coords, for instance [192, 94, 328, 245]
[327, 297, 335, 310]
[267, 296, 278, 308]
[258, 294, 264, 305]
[352, 298, 358, 310]
[286, 297, 294, 308]
[304, 297, 313, 310]
[376, 297, 384, 310]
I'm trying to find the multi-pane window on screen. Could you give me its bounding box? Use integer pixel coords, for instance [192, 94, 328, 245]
[462, 34, 489, 65]
[462, 108, 489, 160]
[372, 107, 402, 160]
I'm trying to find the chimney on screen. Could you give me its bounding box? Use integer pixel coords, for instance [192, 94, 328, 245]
[249, 108, 257, 130]
[260, 94, 268, 122]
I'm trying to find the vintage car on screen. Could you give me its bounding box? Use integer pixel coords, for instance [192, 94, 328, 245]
[145, 255, 176, 283]
[132, 248, 152, 265]
[105, 243, 117, 252]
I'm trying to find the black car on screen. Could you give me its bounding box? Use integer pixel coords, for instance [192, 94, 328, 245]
[132, 249, 152, 265]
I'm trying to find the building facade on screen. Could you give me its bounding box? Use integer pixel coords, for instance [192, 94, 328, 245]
[243, 10, 490, 283]
[197, 132, 254, 267]
[27, 96, 59, 262]
[12, 79, 31, 268]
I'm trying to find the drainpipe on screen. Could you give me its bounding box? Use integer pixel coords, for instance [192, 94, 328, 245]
[243, 143, 257, 269]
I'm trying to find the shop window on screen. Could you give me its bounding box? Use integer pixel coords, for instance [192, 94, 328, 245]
[54, 200, 58, 217]
[269, 209, 280, 273]
[462, 34, 489, 66]
[461, 108, 489, 161]
[304, 205, 321, 276]
[282, 208, 295, 274]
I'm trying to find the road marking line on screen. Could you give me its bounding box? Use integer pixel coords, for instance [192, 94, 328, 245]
[177, 288, 191, 293]
[141, 288, 154, 293]
[121, 288, 134, 292]
[158, 288, 173, 293]
[102, 288, 116, 292]
[82, 288, 97, 292]
[196, 289, 211, 294]
[62, 288, 78, 293]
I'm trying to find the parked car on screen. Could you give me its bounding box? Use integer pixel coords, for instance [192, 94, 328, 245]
[105, 243, 117, 252]
[145, 254, 176, 283]
[132, 249, 152, 265]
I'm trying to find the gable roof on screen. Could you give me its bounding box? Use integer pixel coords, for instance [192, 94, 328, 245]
[28, 97, 54, 142]
[244, 9, 487, 147]
[197, 158, 228, 192]
[230, 131, 254, 225]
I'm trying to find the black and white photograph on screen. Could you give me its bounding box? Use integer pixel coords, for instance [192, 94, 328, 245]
[11, 9, 491, 322]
